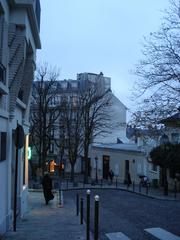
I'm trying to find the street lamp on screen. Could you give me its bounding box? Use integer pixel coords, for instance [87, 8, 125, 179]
[160, 134, 169, 196]
[95, 156, 98, 183]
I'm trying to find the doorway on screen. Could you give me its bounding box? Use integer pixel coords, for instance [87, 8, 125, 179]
[103, 155, 109, 179]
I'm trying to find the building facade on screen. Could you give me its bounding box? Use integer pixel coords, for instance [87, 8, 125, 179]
[0, 0, 41, 236]
[90, 142, 159, 184]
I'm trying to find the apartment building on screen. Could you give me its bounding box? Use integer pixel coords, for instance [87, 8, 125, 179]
[0, 0, 41, 236]
[30, 72, 128, 175]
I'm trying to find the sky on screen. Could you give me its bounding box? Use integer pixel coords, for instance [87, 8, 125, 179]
[37, 0, 170, 112]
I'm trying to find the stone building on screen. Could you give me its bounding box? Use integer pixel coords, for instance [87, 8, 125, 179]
[0, 0, 41, 236]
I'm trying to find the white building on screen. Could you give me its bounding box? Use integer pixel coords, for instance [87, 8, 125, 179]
[90, 142, 159, 184]
[0, 0, 41, 236]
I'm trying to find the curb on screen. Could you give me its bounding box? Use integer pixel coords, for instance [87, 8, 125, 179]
[28, 186, 179, 201]
[61, 187, 179, 201]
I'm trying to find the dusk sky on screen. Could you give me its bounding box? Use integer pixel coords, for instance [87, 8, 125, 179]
[37, 0, 170, 111]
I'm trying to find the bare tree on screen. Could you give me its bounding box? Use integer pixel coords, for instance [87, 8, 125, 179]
[30, 64, 60, 172]
[131, 0, 180, 127]
[57, 93, 83, 182]
[81, 84, 112, 183]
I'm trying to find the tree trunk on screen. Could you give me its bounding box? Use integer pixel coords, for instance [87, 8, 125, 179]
[163, 167, 168, 196]
[83, 145, 89, 184]
[70, 163, 75, 183]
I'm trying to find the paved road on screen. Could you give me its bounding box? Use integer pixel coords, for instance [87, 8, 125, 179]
[64, 189, 180, 240]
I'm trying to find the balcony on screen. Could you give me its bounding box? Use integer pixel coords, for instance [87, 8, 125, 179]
[9, 0, 41, 49]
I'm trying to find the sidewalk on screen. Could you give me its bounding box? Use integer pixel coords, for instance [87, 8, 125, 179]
[2, 191, 87, 240]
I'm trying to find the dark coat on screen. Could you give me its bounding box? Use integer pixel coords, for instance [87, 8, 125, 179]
[42, 174, 54, 204]
[127, 173, 132, 185]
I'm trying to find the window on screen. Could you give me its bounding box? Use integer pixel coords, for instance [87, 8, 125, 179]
[61, 82, 67, 89]
[0, 132, 7, 161]
[49, 143, 54, 154]
[152, 163, 157, 172]
[18, 89, 23, 101]
[50, 129, 54, 137]
[71, 81, 77, 88]
[0, 63, 5, 84]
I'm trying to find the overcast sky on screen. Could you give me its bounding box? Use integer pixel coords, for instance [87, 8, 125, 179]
[37, 0, 170, 111]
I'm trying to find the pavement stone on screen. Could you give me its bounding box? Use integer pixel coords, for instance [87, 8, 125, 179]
[2, 191, 88, 240]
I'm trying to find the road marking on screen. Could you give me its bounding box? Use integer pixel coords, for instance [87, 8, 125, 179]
[106, 232, 131, 240]
[145, 227, 180, 240]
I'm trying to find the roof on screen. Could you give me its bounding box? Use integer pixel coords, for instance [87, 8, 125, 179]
[92, 143, 144, 153]
[160, 110, 180, 127]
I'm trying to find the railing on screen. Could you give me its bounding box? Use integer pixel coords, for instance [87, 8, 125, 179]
[28, 176, 180, 200]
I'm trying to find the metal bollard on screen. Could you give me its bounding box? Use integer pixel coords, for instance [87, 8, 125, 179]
[58, 189, 64, 207]
[139, 183, 141, 193]
[66, 179, 68, 189]
[146, 185, 148, 195]
[86, 190, 91, 240]
[94, 195, 99, 240]
[174, 180, 177, 198]
[76, 193, 79, 216]
[101, 179, 103, 188]
[80, 197, 83, 224]
[116, 178, 117, 188]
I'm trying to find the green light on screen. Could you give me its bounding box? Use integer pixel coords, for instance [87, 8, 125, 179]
[28, 147, 32, 160]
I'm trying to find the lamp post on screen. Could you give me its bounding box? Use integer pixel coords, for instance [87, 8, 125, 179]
[132, 159, 135, 191]
[160, 134, 169, 196]
[95, 156, 98, 184]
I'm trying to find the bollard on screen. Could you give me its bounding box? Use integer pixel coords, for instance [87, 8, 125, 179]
[116, 178, 117, 188]
[86, 190, 91, 240]
[58, 189, 64, 207]
[76, 193, 79, 216]
[133, 181, 135, 192]
[94, 195, 99, 240]
[66, 179, 68, 189]
[174, 180, 177, 198]
[139, 183, 141, 193]
[80, 197, 83, 224]
[101, 179, 103, 188]
[146, 185, 148, 195]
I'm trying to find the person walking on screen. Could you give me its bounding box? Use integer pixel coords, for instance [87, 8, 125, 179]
[109, 169, 114, 184]
[42, 172, 54, 205]
[127, 172, 132, 187]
